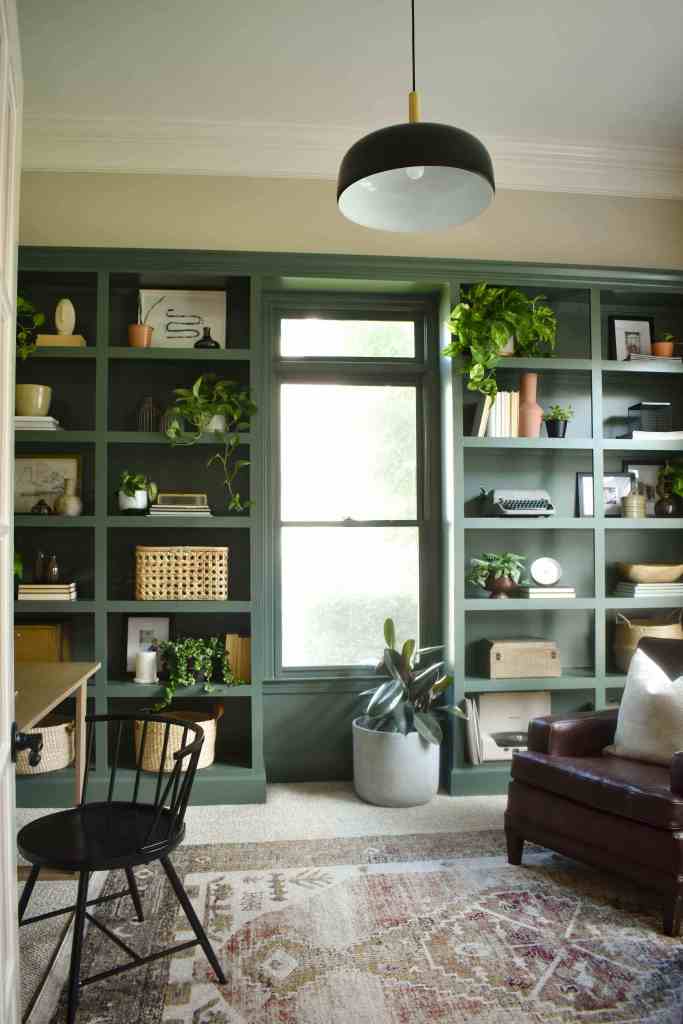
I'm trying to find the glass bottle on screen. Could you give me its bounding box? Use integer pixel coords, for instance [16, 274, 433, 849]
[194, 326, 220, 350]
[45, 554, 60, 583]
[34, 550, 46, 583]
[136, 396, 160, 433]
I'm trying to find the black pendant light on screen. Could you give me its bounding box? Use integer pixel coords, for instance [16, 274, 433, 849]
[337, 0, 495, 232]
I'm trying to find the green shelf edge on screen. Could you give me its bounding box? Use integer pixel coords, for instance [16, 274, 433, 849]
[106, 431, 252, 445]
[106, 516, 252, 528]
[108, 347, 251, 361]
[15, 515, 97, 527]
[15, 600, 96, 613]
[15, 431, 96, 443]
[106, 600, 252, 612]
[106, 681, 254, 697]
[464, 517, 592, 530]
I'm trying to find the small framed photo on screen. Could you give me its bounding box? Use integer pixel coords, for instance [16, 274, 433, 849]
[125, 615, 173, 673]
[576, 472, 633, 517]
[609, 316, 654, 361]
[622, 459, 664, 517]
[14, 453, 81, 513]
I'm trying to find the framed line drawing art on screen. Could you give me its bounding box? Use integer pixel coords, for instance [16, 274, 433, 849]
[609, 316, 654, 361]
[139, 289, 227, 348]
[14, 453, 81, 514]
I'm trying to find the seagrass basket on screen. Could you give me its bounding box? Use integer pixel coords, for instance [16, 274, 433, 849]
[135, 546, 228, 601]
[16, 713, 74, 775]
[134, 706, 223, 773]
[614, 611, 683, 672]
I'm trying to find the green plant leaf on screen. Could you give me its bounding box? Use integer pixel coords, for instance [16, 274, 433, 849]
[384, 618, 396, 650]
[414, 711, 443, 745]
[401, 638, 415, 668]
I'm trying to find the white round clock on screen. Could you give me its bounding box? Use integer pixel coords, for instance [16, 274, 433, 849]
[530, 557, 562, 586]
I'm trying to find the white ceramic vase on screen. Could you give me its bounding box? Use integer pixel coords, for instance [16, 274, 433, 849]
[352, 718, 440, 807]
[118, 489, 148, 512]
[207, 413, 226, 432]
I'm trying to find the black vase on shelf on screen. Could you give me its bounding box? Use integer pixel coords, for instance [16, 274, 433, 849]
[194, 326, 220, 350]
[45, 554, 60, 583]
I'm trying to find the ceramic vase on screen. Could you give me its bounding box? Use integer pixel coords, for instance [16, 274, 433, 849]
[518, 372, 543, 438]
[128, 324, 153, 348]
[16, 384, 52, 416]
[118, 489, 148, 513]
[485, 573, 516, 599]
[207, 413, 226, 432]
[137, 396, 160, 432]
[352, 719, 439, 807]
[54, 477, 82, 517]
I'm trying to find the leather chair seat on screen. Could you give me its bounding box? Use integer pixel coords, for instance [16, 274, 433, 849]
[512, 750, 683, 830]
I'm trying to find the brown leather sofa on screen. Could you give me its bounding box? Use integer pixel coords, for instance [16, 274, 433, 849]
[505, 638, 683, 935]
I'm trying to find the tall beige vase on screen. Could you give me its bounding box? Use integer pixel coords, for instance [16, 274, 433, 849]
[518, 372, 543, 438]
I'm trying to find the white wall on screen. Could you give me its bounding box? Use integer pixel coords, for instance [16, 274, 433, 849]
[19, 172, 683, 269]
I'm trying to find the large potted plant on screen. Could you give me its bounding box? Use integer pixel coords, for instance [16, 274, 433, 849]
[443, 283, 557, 398]
[353, 619, 467, 807]
[166, 373, 257, 512]
[466, 552, 526, 598]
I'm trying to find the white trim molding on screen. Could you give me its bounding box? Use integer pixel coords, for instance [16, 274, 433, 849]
[21, 114, 683, 200]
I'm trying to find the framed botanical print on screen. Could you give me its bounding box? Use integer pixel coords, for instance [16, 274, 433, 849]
[14, 453, 81, 513]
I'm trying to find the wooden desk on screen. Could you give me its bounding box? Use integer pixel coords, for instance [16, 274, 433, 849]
[15, 661, 101, 803]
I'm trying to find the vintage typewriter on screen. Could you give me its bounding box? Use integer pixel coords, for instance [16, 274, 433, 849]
[482, 488, 556, 517]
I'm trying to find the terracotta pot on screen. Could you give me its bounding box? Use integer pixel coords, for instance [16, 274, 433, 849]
[518, 372, 543, 438]
[16, 383, 52, 416]
[128, 323, 153, 348]
[652, 340, 674, 357]
[485, 573, 516, 599]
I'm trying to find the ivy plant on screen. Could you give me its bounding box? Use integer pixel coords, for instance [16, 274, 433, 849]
[466, 552, 526, 589]
[153, 636, 234, 712]
[16, 296, 46, 360]
[118, 469, 157, 498]
[165, 374, 257, 512]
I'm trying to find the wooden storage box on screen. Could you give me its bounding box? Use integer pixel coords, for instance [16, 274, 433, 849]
[135, 545, 228, 601]
[478, 638, 561, 679]
[14, 622, 71, 662]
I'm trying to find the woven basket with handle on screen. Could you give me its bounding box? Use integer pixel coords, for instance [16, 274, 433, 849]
[135, 546, 228, 601]
[614, 611, 683, 673]
[16, 713, 74, 775]
[134, 705, 224, 773]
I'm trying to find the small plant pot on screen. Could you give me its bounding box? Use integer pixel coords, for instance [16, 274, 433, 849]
[128, 324, 153, 348]
[485, 573, 516, 599]
[653, 341, 674, 357]
[544, 420, 568, 438]
[16, 384, 52, 417]
[352, 719, 439, 806]
[206, 413, 227, 432]
[118, 489, 148, 513]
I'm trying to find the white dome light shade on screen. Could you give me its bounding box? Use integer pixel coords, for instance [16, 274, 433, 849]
[337, 121, 495, 232]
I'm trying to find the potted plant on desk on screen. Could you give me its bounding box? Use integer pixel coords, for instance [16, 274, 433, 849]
[466, 552, 526, 598]
[352, 618, 467, 807]
[543, 404, 574, 438]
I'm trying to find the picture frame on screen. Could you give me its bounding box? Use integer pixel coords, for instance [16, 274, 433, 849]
[622, 459, 664, 517]
[609, 315, 655, 361]
[140, 289, 227, 348]
[14, 453, 81, 514]
[125, 615, 173, 673]
[576, 472, 633, 517]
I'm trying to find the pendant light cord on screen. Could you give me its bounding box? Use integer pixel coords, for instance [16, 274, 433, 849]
[411, 0, 416, 92]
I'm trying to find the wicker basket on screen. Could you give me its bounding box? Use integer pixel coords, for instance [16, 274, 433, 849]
[135, 546, 228, 601]
[16, 714, 74, 775]
[614, 611, 683, 673]
[134, 706, 224, 773]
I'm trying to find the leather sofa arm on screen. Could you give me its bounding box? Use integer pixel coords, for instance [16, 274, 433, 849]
[671, 752, 683, 796]
[528, 709, 618, 757]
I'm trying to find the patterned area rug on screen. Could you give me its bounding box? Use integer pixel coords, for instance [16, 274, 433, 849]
[48, 830, 683, 1024]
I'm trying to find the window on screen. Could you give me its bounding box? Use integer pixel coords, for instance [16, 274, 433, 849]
[274, 302, 440, 672]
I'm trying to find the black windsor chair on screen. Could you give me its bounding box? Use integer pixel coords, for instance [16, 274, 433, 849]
[17, 712, 226, 1024]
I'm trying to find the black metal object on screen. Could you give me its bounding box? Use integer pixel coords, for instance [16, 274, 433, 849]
[17, 712, 226, 1023]
[12, 722, 43, 767]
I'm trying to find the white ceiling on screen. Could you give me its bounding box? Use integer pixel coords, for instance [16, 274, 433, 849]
[17, 0, 683, 197]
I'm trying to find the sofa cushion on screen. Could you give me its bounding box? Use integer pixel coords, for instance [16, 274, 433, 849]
[511, 750, 683, 829]
[604, 643, 683, 767]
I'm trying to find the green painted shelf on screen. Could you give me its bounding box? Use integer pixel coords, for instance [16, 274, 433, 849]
[601, 360, 683, 374]
[28, 348, 96, 359]
[106, 681, 253, 698]
[463, 437, 594, 449]
[107, 431, 252, 445]
[604, 597, 683, 609]
[464, 670, 596, 693]
[464, 598, 596, 610]
[15, 515, 97, 527]
[108, 347, 251, 361]
[603, 518, 683, 528]
[15, 430, 96, 444]
[493, 357, 592, 371]
[464, 517, 592, 530]
[603, 439, 683, 451]
[106, 600, 252, 613]
[15, 600, 96, 613]
[106, 516, 252, 528]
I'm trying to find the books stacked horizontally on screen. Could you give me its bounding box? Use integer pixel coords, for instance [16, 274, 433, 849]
[515, 585, 576, 599]
[631, 430, 683, 440]
[629, 353, 681, 366]
[149, 491, 213, 518]
[18, 582, 77, 601]
[14, 415, 61, 431]
[472, 392, 519, 438]
[614, 581, 683, 599]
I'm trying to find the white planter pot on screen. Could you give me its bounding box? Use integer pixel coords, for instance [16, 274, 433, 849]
[118, 489, 148, 512]
[206, 414, 226, 432]
[352, 718, 440, 807]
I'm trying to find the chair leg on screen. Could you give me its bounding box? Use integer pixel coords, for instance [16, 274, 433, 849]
[160, 856, 226, 984]
[18, 864, 41, 924]
[663, 886, 683, 937]
[125, 867, 144, 922]
[66, 871, 90, 1024]
[505, 827, 524, 866]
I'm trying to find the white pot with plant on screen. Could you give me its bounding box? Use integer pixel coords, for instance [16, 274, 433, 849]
[118, 470, 157, 513]
[353, 618, 467, 808]
[128, 294, 166, 348]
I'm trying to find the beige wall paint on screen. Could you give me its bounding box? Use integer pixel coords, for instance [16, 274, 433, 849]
[19, 172, 683, 269]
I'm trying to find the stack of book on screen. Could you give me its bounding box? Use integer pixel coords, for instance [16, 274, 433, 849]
[614, 581, 683, 599]
[629, 353, 681, 366]
[515, 585, 576, 600]
[18, 582, 77, 601]
[472, 391, 519, 438]
[631, 430, 683, 440]
[149, 491, 212, 518]
[14, 415, 61, 431]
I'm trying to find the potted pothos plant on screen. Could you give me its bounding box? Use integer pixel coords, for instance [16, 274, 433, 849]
[543, 404, 574, 438]
[165, 373, 257, 513]
[466, 552, 526, 598]
[353, 618, 467, 807]
[443, 283, 557, 398]
[117, 470, 158, 513]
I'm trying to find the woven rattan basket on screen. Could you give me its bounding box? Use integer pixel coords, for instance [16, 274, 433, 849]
[135, 546, 228, 601]
[134, 706, 224, 773]
[16, 713, 74, 775]
[614, 611, 683, 673]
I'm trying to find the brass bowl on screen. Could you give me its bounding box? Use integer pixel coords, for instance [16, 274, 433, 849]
[616, 562, 683, 584]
